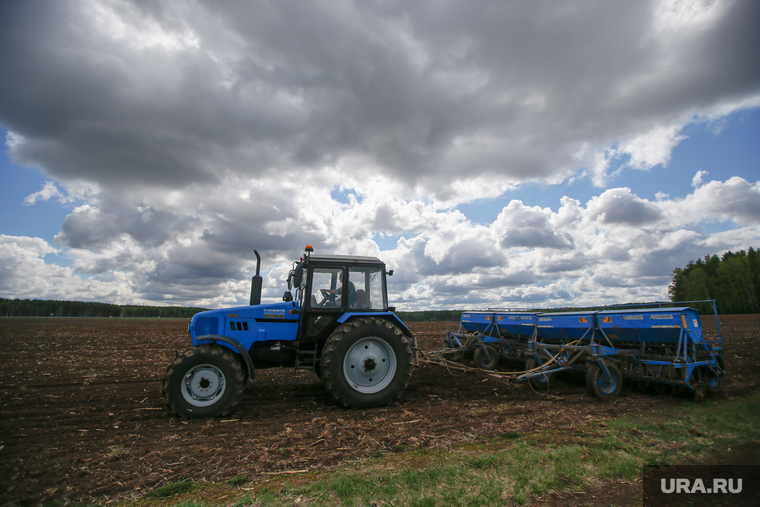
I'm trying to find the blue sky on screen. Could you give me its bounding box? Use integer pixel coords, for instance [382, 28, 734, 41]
[457, 108, 760, 221]
[1, 139, 67, 244]
[1, 0, 759, 310]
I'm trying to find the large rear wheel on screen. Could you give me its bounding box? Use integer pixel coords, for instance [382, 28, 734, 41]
[321, 317, 413, 408]
[162, 344, 246, 418]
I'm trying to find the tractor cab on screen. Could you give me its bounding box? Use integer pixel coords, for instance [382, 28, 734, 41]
[286, 246, 398, 344]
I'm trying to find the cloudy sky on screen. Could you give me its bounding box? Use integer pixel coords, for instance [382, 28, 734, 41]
[1, 0, 759, 311]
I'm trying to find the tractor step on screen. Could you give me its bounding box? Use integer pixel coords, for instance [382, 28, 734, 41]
[295, 346, 318, 371]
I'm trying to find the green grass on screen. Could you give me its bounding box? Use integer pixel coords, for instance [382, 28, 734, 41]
[148, 481, 198, 499]
[126, 391, 760, 506]
[226, 476, 248, 487]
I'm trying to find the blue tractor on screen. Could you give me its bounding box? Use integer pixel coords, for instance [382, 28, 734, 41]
[162, 246, 415, 418]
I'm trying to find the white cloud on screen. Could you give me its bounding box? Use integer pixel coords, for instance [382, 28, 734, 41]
[587, 188, 664, 226]
[23, 181, 68, 205]
[680, 177, 760, 225]
[618, 125, 687, 170]
[692, 169, 709, 187]
[494, 201, 575, 250]
[0, 235, 135, 302]
[3, 174, 760, 309]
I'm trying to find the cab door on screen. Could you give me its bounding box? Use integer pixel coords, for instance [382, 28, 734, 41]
[300, 266, 346, 341]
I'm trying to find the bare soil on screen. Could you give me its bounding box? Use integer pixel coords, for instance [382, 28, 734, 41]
[0, 315, 758, 505]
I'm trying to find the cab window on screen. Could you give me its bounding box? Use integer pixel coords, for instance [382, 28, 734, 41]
[309, 268, 344, 309]
[348, 267, 386, 310]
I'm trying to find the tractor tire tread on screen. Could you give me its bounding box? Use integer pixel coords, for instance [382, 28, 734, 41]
[162, 344, 246, 419]
[321, 317, 412, 409]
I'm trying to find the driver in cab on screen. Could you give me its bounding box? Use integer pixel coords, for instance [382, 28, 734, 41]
[320, 271, 356, 307]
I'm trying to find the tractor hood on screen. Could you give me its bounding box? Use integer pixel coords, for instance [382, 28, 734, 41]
[189, 301, 300, 345]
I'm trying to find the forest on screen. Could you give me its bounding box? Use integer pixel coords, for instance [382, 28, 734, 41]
[668, 247, 760, 314]
[0, 298, 463, 321]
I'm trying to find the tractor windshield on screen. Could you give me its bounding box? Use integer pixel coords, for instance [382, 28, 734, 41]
[310, 267, 344, 308]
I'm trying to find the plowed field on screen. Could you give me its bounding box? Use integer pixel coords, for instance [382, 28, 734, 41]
[1, 315, 758, 505]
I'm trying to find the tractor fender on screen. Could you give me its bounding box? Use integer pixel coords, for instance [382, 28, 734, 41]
[337, 312, 413, 338]
[196, 335, 255, 379]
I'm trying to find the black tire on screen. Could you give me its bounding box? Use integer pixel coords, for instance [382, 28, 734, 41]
[473, 345, 499, 370]
[692, 382, 706, 402]
[463, 341, 477, 360]
[585, 364, 597, 396]
[586, 363, 622, 400]
[442, 348, 466, 362]
[321, 317, 413, 408]
[525, 357, 551, 390]
[162, 344, 246, 418]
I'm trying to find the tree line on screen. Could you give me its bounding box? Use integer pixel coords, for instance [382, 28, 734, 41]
[0, 298, 209, 319]
[669, 247, 760, 314]
[396, 310, 463, 322]
[1, 298, 465, 321]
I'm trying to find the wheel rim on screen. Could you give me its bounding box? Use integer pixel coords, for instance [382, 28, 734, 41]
[182, 363, 226, 407]
[343, 336, 397, 394]
[480, 347, 497, 369]
[597, 370, 617, 394]
[527, 359, 548, 386]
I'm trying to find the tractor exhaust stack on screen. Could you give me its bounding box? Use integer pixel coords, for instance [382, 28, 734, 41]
[249, 249, 262, 305]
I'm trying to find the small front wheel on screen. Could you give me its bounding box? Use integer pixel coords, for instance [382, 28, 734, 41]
[163, 344, 246, 418]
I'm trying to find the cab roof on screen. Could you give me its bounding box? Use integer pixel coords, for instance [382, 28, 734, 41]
[307, 254, 384, 266]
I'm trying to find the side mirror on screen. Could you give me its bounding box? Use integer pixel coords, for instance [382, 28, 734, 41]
[283, 291, 293, 302]
[293, 263, 303, 286]
[387, 269, 394, 276]
[288, 263, 304, 291]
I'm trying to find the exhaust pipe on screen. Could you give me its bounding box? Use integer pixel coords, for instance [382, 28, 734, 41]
[249, 249, 262, 305]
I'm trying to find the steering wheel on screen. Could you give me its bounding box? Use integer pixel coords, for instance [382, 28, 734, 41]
[318, 289, 338, 307]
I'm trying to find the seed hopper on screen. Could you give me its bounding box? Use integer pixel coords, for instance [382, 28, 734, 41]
[443, 301, 724, 401]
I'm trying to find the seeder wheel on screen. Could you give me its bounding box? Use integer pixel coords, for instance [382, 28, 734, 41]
[473, 345, 499, 370]
[703, 367, 724, 394]
[692, 382, 706, 402]
[586, 363, 622, 400]
[525, 357, 552, 391]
